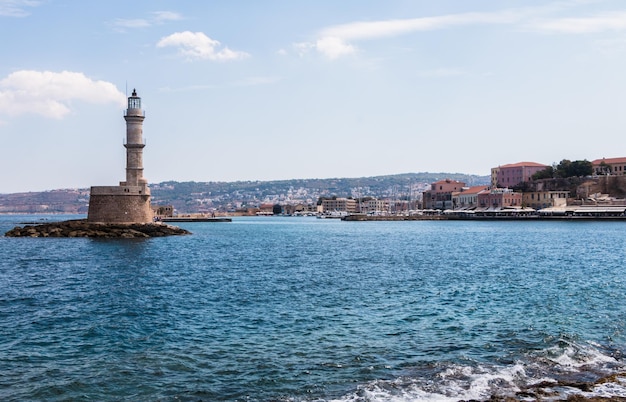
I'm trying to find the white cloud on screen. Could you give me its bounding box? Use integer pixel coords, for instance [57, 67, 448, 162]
[302, 3, 623, 60]
[320, 11, 522, 41]
[0, 0, 40, 17]
[157, 31, 250, 61]
[300, 10, 525, 60]
[112, 18, 150, 29]
[315, 37, 357, 60]
[151, 11, 183, 23]
[111, 10, 182, 31]
[0, 70, 126, 119]
[528, 11, 626, 33]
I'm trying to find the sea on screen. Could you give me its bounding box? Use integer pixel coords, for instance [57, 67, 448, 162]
[2, 214, 626, 402]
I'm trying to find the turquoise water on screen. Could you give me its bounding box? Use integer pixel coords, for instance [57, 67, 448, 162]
[1, 215, 626, 401]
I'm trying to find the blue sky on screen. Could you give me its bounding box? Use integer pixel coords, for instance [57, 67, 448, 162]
[2, 0, 626, 192]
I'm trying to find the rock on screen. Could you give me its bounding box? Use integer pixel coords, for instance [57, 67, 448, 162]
[4, 219, 191, 238]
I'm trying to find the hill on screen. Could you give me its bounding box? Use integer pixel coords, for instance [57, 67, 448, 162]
[0, 173, 489, 214]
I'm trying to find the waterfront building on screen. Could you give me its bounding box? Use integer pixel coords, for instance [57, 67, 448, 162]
[591, 157, 626, 175]
[452, 186, 490, 209]
[361, 198, 389, 214]
[88, 89, 153, 223]
[477, 188, 522, 209]
[282, 203, 317, 215]
[491, 162, 549, 188]
[423, 179, 466, 210]
[523, 191, 569, 210]
[321, 198, 357, 214]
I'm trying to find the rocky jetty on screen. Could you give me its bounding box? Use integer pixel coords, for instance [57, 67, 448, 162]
[4, 219, 191, 238]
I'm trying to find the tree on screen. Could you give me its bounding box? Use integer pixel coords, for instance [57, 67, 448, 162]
[272, 204, 282, 215]
[555, 159, 592, 178]
[532, 166, 555, 180]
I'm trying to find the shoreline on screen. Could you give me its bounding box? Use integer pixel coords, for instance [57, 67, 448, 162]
[342, 214, 626, 221]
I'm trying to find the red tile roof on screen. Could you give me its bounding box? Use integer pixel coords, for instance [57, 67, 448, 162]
[591, 157, 626, 165]
[461, 185, 490, 195]
[432, 179, 465, 185]
[498, 161, 548, 168]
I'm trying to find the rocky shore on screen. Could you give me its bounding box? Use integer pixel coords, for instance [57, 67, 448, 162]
[4, 219, 191, 238]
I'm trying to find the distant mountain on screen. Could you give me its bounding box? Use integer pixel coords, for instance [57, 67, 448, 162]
[0, 189, 90, 214]
[150, 172, 489, 213]
[0, 173, 489, 214]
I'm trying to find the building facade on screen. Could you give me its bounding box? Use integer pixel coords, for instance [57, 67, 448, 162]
[591, 157, 626, 175]
[452, 186, 490, 209]
[477, 188, 522, 208]
[321, 198, 358, 213]
[361, 198, 389, 214]
[491, 162, 549, 188]
[522, 191, 568, 210]
[423, 179, 466, 209]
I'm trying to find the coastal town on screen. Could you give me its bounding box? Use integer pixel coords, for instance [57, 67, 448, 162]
[2, 157, 626, 219]
[264, 157, 626, 219]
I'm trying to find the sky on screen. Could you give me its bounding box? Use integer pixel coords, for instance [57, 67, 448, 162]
[2, 0, 626, 193]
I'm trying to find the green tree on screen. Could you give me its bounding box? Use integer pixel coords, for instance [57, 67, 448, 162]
[532, 166, 555, 180]
[570, 160, 593, 177]
[555, 159, 592, 178]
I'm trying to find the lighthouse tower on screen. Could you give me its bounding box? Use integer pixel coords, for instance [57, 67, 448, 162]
[121, 89, 148, 187]
[87, 89, 153, 223]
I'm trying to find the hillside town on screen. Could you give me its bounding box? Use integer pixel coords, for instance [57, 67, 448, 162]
[256, 157, 626, 218]
[2, 158, 626, 218]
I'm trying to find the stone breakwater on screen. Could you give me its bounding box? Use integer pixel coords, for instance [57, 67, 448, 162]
[4, 219, 191, 238]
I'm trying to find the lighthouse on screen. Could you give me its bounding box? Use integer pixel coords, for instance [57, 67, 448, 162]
[87, 89, 153, 223]
[121, 89, 148, 187]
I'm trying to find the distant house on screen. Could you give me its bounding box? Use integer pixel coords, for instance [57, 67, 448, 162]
[361, 198, 389, 214]
[491, 162, 549, 188]
[321, 198, 357, 214]
[523, 191, 569, 210]
[477, 188, 522, 209]
[452, 185, 490, 209]
[283, 203, 317, 215]
[153, 205, 174, 217]
[257, 203, 275, 215]
[591, 157, 626, 175]
[423, 179, 466, 210]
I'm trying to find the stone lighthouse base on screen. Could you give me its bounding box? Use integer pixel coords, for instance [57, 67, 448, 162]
[87, 185, 153, 223]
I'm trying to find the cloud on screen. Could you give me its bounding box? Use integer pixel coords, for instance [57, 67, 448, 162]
[300, 4, 626, 59]
[528, 11, 626, 33]
[315, 36, 357, 60]
[320, 11, 522, 41]
[151, 11, 183, 23]
[157, 31, 250, 61]
[0, 0, 40, 17]
[0, 70, 126, 119]
[112, 18, 151, 29]
[111, 10, 182, 31]
[297, 10, 525, 60]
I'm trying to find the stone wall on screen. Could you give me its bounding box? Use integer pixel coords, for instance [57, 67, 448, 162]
[88, 186, 153, 223]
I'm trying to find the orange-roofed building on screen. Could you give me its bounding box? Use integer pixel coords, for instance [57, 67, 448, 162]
[452, 185, 490, 209]
[491, 161, 549, 188]
[423, 179, 466, 210]
[591, 157, 626, 175]
[477, 188, 522, 209]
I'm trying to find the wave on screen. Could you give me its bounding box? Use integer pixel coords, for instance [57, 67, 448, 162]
[328, 338, 626, 402]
